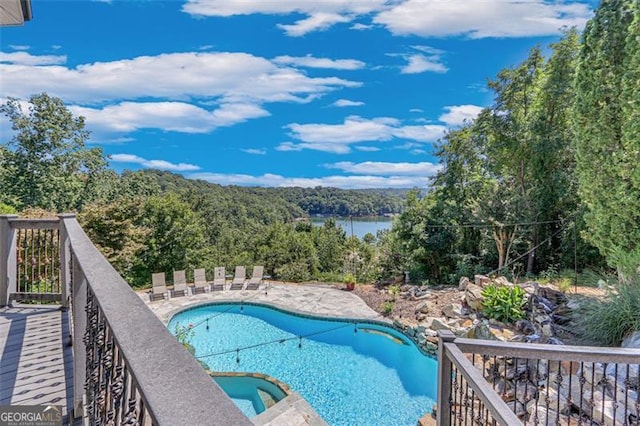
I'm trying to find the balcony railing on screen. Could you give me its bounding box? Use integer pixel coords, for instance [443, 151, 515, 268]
[437, 330, 640, 425]
[4, 214, 638, 425]
[0, 214, 252, 425]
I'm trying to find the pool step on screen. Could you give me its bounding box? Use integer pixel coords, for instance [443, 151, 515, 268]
[257, 388, 277, 409]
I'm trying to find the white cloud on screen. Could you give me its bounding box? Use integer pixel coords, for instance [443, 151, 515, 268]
[325, 161, 441, 176]
[401, 54, 448, 74]
[182, 0, 388, 36]
[354, 146, 380, 152]
[1, 51, 360, 135]
[285, 115, 446, 153]
[410, 45, 444, 55]
[350, 23, 373, 30]
[1, 52, 359, 104]
[183, 0, 591, 38]
[374, 0, 592, 38]
[275, 142, 304, 152]
[188, 172, 428, 189]
[110, 153, 201, 171]
[242, 148, 267, 155]
[332, 99, 365, 107]
[439, 104, 484, 126]
[409, 108, 423, 113]
[70, 101, 270, 134]
[274, 55, 365, 70]
[278, 13, 352, 36]
[0, 51, 67, 66]
[9, 45, 30, 51]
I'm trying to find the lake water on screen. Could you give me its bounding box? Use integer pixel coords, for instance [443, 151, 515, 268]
[311, 217, 393, 239]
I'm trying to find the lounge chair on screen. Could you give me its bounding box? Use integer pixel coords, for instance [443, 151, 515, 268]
[246, 266, 264, 290]
[212, 267, 226, 291]
[229, 266, 246, 290]
[193, 268, 208, 294]
[172, 270, 188, 297]
[151, 272, 168, 301]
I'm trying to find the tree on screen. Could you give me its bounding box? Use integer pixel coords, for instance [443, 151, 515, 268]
[80, 200, 151, 286]
[136, 194, 209, 285]
[0, 94, 107, 212]
[574, 0, 640, 271]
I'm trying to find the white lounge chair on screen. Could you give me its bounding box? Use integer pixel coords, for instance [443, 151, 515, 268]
[212, 267, 226, 291]
[229, 266, 246, 290]
[172, 270, 188, 297]
[193, 268, 208, 294]
[246, 266, 264, 290]
[151, 272, 168, 301]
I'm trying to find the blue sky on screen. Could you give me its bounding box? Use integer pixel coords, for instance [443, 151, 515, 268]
[1, 0, 596, 189]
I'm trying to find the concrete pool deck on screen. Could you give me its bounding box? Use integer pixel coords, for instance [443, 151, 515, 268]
[139, 282, 386, 325]
[138, 282, 386, 426]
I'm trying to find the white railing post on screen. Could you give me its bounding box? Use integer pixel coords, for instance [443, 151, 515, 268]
[437, 329, 456, 426]
[58, 213, 74, 308]
[0, 214, 18, 306]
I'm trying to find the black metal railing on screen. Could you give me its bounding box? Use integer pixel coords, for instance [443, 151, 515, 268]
[437, 330, 640, 425]
[1, 214, 252, 425]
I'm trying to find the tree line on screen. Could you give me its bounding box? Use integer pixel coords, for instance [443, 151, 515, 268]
[0, 96, 396, 286]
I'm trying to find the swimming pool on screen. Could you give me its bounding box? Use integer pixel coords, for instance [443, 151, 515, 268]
[168, 303, 438, 426]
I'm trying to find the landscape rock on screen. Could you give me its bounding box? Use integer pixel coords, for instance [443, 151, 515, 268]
[527, 405, 562, 426]
[474, 274, 490, 287]
[465, 284, 484, 311]
[415, 301, 432, 314]
[622, 331, 640, 349]
[515, 319, 536, 335]
[465, 323, 498, 341]
[592, 390, 630, 426]
[458, 276, 470, 291]
[426, 317, 450, 331]
[441, 303, 463, 319]
[492, 276, 513, 287]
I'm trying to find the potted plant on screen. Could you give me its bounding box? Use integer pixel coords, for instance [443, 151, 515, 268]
[343, 272, 356, 291]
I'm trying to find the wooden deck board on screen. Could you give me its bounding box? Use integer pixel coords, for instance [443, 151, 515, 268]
[0, 305, 74, 421]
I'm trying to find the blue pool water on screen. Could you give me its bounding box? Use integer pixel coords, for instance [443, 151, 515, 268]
[212, 375, 287, 417]
[168, 303, 438, 426]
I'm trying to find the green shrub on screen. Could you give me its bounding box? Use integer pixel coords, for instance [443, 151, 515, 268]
[380, 300, 394, 316]
[481, 285, 527, 323]
[573, 282, 640, 346]
[388, 284, 401, 299]
[343, 272, 356, 284]
[173, 322, 195, 349]
[275, 261, 312, 282]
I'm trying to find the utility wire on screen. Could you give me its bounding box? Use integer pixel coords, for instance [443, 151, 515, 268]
[174, 286, 268, 335]
[419, 219, 564, 229]
[194, 322, 354, 360]
[486, 225, 568, 276]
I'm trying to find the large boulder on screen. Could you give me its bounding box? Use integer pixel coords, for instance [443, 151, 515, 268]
[425, 317, 450, 331]
[441, 303, 463, 319]
[465, 284, 484, 311]
[492, 276, 513, 287]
